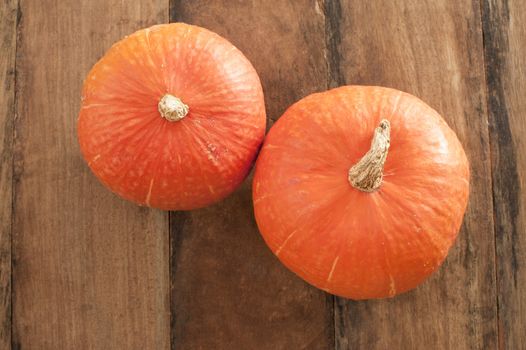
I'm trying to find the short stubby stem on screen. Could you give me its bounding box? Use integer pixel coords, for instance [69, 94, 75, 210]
[158, 94, 189, 122]
[348, 119, 391, 192]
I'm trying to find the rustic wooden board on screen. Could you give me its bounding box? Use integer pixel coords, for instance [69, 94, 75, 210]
[12, 1, 170, 348]
[482, 0, 526, 348]
[169, 2, 334, 349]
[331, 1, 498, 349]
[0, 1, 18, 348]
[5, 0, 525, 348]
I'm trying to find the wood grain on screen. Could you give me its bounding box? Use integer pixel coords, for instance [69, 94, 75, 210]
[0, 1, 18, 348]
[482, 0, 526, 348]
[330, 0, 498, 348]
[7, 0, 523, 348]
[169, 1, 334, 349]
[12, 1, 169, 348]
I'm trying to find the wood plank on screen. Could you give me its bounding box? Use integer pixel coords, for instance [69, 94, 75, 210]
[169, 2, 334, 349]
[482, 0, 526, 348]
[12, 1, 170, 348]
[0, 0, 18, 348]
[331, 1, 498, 348]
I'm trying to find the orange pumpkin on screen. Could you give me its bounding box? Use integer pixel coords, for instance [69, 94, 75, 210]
[78, 23, 266, 210]
[253, 86, 469, 299]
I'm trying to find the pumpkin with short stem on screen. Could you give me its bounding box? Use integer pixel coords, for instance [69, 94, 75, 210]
[78, 23, 266, 210]
[253, 86, 469, 300]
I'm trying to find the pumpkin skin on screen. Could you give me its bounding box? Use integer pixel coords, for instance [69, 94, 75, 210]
[78, 23, 266, 210]
[253, 86, 469, 300]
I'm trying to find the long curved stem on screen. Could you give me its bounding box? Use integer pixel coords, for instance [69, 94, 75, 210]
[348, 119, 391, 192]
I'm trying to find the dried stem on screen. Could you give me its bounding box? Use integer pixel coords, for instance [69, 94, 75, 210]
[348, 120, 391, 192]
[158, 94, 189, 122]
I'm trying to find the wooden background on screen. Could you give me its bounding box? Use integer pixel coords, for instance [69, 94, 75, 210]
[0, 0, 524, 349]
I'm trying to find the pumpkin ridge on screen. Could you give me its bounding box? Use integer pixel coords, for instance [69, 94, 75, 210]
[110, 118, 167, 191]
[143, 120, 169, 207]
[84, 115, 162, 173]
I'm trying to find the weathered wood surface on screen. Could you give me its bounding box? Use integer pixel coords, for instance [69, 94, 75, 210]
[11, 1, 169, 348]
[0, 1, 18, 349]
[482, 0, 526, 349]
[169, 2, 334, 349]
[1, 0, 525, 349]
[330, 1, 498, 349]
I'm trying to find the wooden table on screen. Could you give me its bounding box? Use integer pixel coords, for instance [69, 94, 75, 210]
[1, 1, 524, 349]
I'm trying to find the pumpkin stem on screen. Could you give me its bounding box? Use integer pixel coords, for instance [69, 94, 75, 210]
[348, 119, 391, 192]
[158, 94, 189, 122]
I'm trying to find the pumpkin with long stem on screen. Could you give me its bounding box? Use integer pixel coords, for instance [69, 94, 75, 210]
[78, 23, 266, 210]
[253, 86, 469, 299]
